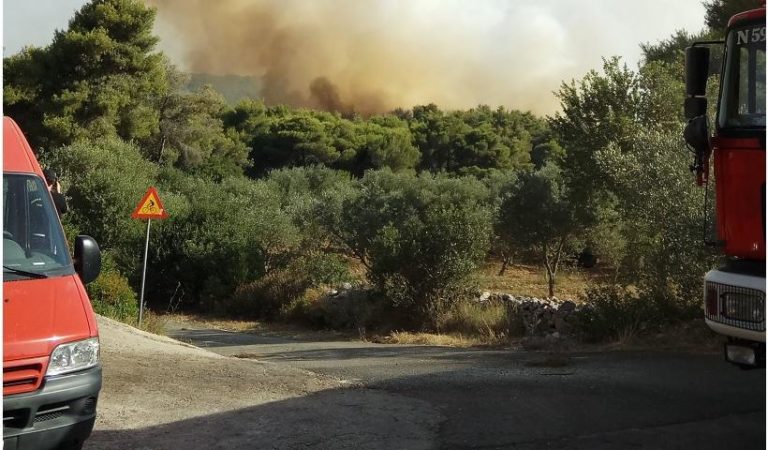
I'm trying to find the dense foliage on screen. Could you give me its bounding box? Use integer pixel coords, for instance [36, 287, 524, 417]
[4, 0, 735, 334]
[319, 171, 494, 327]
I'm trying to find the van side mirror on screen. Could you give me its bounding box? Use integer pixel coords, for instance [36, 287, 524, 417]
[686, 46, 710, 97]
[74, 235, 101, 284]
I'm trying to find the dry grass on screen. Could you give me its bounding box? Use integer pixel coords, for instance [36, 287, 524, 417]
[137, 310, 168, 336]
[377, 299, 518, 347]
[167, 313, 258, 332]
[166, 312, 506, 348]
[163, 312, 722, 354]
[379, 331, 490, 347]
[604, 320, 723, 353]
[158, 260, 720, 354]
[438, 300, 509, 339]
[231, 352, 262, 359]
[611, 322, 641, 349]
[99, 309, 168, 336]
[475, 261, 599, 300]
[160, 265, 571, 347]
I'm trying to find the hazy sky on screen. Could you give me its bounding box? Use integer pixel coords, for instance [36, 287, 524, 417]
[3, 0, 708, 57]
[4, 0, 86, 55]
[4, 0, 708, 114]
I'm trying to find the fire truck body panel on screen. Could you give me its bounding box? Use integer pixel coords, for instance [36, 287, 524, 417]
[711, 137, 765, 260]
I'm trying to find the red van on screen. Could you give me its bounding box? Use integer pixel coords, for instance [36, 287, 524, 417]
[3, 117, 102, 450]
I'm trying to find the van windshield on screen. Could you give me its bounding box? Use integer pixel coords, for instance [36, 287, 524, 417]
[3, 174, 73, 280]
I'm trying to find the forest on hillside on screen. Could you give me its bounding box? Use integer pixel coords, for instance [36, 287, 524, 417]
[4, 0, 758, 338]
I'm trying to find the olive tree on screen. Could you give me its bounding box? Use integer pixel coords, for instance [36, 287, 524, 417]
[497, 163, 585, 297]
[319, 170, 494, 328]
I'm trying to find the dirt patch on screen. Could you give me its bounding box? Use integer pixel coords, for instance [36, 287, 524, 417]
[164, 313, 358, 341]
[91, 316, 340, 432]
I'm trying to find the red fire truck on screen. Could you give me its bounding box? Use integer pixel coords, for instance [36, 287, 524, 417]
[684, 4, 765, 368]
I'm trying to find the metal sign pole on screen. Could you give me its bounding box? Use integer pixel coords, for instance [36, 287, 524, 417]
[138, 219, 151, 327]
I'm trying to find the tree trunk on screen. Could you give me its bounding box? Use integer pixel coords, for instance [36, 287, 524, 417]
[543, 241, 554, 298]
[328, 229, 371, 271]
[158, 136, 166, 163]
[543, 237, 567, 298]
[498, 252, 512, 276]
[548, 273, 555, 298]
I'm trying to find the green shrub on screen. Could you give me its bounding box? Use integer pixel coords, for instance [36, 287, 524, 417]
[323, 170, 494, 330]
[637, 275, 703, 323]
[317, 289, 382, 330]
[282, 287, 400, 335]
[230, 269, 311, 319]
[45, 138, 158, 274]
[279, 289, 325, 327]
[150, 175, 302, 312]
[87, 268, 139, 324]
[227, 251, 356, 322]
[575, 284, 652, 343]
[373, 205, 492, 326]
[295, 254, 354, 287]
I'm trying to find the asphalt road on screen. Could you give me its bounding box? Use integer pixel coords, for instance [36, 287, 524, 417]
[168, 325, 766, 450]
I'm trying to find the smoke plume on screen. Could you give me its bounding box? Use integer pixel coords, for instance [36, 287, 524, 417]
[145, 0, 705, 115]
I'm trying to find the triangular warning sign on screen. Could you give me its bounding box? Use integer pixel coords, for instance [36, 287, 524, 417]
[131, 186, 169, 220]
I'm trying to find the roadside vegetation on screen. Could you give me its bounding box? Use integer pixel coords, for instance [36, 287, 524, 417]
[4, 0, 754, 344]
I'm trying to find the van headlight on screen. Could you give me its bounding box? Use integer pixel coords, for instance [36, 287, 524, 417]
[46, 338, 100, 376]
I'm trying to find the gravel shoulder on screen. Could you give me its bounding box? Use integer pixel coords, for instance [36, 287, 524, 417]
[87, 316, 440, 450]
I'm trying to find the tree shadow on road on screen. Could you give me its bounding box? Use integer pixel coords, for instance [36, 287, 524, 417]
[87, 359, 765, 450]
[87, 387, 440, 450]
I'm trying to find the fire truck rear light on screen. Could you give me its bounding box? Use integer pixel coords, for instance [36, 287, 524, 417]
[705, 287, 718, 315]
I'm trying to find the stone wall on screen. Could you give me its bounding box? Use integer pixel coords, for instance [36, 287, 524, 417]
[475, 292, 580, 338]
